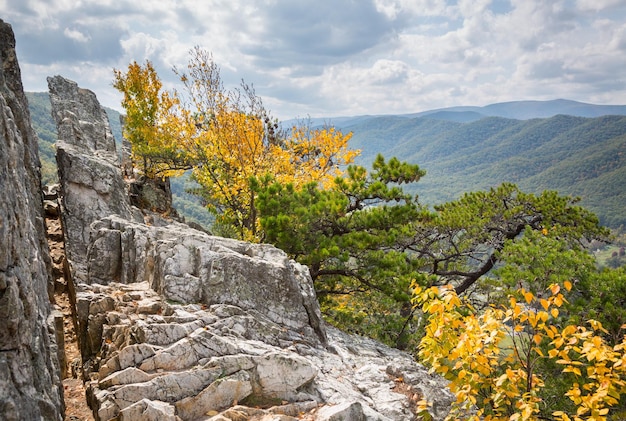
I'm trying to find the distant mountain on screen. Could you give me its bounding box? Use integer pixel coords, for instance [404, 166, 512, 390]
[29, 93, 626, 229]
[340, 113, 626, 228]
[406, 99, 626, 122]
[289, 99, 626, 127]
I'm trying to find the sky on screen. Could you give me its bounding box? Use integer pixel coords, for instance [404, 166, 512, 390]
[2, 0, 626, 120]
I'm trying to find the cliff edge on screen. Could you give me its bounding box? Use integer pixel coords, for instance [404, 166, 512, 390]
[0, 19, 64, 421]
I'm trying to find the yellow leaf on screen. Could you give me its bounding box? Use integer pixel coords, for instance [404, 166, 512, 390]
[553, 411, 571, 421]
[551, 308, 559, 318]
[564, 366, 582, 376]
[554, 295, 564, 307]
[564, 280, 572, 291]
[524, 291, 534, 304]
[540, 299, 550, 311]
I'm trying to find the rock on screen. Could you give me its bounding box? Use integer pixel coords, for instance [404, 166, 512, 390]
[48, 74, 137, 284]
[175, 370, 253, 420]
[43, 183, 60, 200]
[254, 352, 318, 399]
[99, 367, 154, 388]
[44, 199, 60, 216]
[129, 175, 178, 217]
[316, 400, 392, 421]
[118, 399, 177, 421]
[0, 19, 64, 420]
[83, 216, 327, 345]
[77, 282, 452, 421]
[46, 75, 454, 420]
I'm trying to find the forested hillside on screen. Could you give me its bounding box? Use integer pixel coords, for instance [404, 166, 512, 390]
[342, 114, 626, 228]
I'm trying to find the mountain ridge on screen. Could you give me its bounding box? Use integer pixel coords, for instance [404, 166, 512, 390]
[286, 98, 626, 127]
[344, 113, 626, 228]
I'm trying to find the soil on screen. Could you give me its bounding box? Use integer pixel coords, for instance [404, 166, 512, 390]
[46, 203, 95, 421]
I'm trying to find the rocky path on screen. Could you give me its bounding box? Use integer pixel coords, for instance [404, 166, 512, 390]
[44, 187, 94, 421]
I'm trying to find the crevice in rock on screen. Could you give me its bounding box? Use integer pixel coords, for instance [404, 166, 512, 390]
[44, 183, 94, 421]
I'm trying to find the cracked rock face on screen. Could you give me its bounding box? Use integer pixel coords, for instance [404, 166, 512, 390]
[49, 74, 453, 420]
[75, 216, 327, 362]
[0, 19, 64, 421]
[48, 74, 137, 285]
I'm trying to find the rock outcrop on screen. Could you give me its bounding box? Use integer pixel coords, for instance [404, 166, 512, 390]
[48, 74, 137, 285]
[49, 75, 453, 420]
[0, 19, 64, 421]
[81, 281, 451, 421]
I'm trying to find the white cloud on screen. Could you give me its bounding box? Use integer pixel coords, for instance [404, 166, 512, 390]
[576, 0, 624, 12]
[373, 0, 453, 18]
[1, 0, 625, 119]
[64, 27, 90, 43]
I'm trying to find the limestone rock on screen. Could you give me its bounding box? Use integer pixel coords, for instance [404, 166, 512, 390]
[118, 399, 178, 421]
[0, 19, 64, 421]
[48, 74, 137, 284]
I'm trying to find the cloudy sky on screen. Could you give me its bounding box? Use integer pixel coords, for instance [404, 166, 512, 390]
[2, 0, 626, 120]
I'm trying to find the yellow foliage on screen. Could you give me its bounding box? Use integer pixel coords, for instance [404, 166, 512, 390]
[413, 281, 626, 421]
[113, 60, 193, 178]
[114, 50, 360, 240]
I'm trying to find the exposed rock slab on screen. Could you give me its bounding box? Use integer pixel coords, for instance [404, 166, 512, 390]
[79, 282, 452, 421]
[85, 216, 326, 344]
[0, 19, 64, 421]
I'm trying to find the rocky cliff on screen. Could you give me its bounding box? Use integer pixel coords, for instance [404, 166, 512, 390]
[0, 19, 64, 421]
[47, 75, 453, 421]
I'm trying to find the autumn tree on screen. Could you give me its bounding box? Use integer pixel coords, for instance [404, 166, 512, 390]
[113, 48, 358, 240]
[415, 280, 626, 421]
[113, 61, 193, 178]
